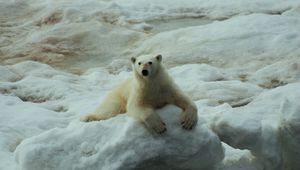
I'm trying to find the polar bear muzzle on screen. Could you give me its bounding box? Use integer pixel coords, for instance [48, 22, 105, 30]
[142, 70, 149, 76]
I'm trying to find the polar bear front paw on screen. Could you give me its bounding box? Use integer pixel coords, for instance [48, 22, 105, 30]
[180, 111, 198, 130]
[80, 114, 102, 122]
[144, 113, 167, 134]
[150, 120, 167, 134]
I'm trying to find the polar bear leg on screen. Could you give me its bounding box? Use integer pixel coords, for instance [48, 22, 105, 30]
[180, 106, 198, 129]
[127, 105, 166, 134]
[80, 91, 125, 122]
[174, 93, 198, 129]
[143, 111, 167, 134]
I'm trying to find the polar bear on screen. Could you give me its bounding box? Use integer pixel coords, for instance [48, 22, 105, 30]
[81, 54, 198, 134]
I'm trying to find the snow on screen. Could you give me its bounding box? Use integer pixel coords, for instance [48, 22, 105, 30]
[15, 106, 224, 170]
[212, 83, 300, 170]
[1, 0, 300, 170]
[135, 13, 300, 70]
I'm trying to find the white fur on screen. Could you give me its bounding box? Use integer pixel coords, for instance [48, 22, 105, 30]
[81, 54, 198, 133]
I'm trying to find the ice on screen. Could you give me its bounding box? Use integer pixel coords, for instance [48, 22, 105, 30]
[15, 106, 224, 170]
[1, 59, 298, 170]
[212, 83, 300, 170]
[248, 60, 300, 88]
[1, 0, 300, 170]
[2, 0, 300, 71]
[280, 99, 300, 169]
[170, 64, 263, 107]
[0, 66, 22, 82]
[134, 13, 300, 69]
[216, 143, 261, 170]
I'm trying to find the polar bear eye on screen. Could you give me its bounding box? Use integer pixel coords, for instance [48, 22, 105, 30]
[148, 62, 152, 65]
[138, 62, 141, 65]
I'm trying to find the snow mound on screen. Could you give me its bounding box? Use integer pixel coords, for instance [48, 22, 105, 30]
[211, 83, 300, 170]
[15, 105, 224, 170]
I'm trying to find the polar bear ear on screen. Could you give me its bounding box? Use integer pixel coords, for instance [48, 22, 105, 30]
[131, 57, 136, 63]
[155, 54, 162, 62]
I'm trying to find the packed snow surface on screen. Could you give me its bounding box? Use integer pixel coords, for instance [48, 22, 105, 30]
[1, 0, 300, 170]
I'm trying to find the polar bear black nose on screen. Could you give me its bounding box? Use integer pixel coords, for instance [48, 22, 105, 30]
[142, 70, 149, 76]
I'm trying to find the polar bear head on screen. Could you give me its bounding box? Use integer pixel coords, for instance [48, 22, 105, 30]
[131, 54, 162, 78]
